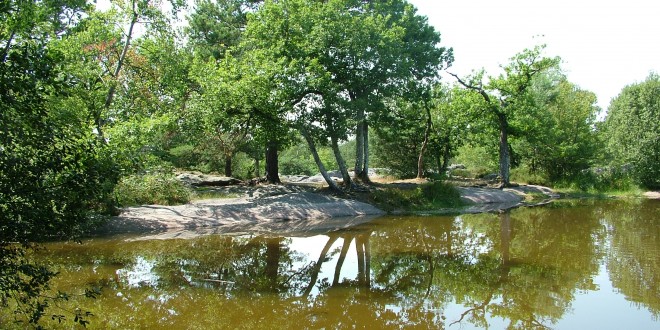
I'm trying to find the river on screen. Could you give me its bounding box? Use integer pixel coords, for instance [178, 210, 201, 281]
[13, 199, 660, 329]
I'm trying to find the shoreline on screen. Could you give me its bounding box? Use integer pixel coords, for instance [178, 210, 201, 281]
[102, 183, 561, 237]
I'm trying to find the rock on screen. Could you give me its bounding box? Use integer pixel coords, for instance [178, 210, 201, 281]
[176, 172, 242, 187]
[448, 164, 466, 170]
[481, 173, 499, 181]
[104, 190, 386, 235]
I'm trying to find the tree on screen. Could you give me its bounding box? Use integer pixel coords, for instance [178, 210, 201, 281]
[519, 75, 600, 182]
[186, 0, 262, 60]
[243, 0, 451, 188]
[84, 0, 184, 142]
[373, 83, 470, 179]
[450, 45, 559, 186]
[1, 0, 116, 325]
[604, 73, 660, 189]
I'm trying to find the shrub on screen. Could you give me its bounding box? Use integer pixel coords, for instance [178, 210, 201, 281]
[454, 145, 498, 178]
[280, 160, 315, 176]
[510, 165, 549, 186]
[604, 73, 660, 190]
[167, 144, 200, 169]
[114, 172, 191, 206]
[371, 181, 462, 211]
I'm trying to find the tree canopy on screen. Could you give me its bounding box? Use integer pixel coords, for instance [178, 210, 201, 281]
[604, 73, 660, 189]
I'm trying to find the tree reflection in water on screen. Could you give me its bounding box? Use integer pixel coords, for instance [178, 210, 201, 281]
[26, 200, 660, 328]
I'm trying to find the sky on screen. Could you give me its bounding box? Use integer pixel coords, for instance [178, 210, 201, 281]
[407, 0, 660, 111]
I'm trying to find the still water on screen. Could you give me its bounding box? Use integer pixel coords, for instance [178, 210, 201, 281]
[35, 199, 660, 328]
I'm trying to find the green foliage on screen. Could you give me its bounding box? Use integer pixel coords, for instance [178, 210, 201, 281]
[1, 0, 119, 326]
[373, 84, 469, 179]
[454, 145, 498, 178]
[514, 75, 600, 182]
[242, 0, 452, 182]
[604, 73, 660, 189]
[510, 165, 549, 186]
[452, 45, 561, 185]
[557, 168, 638, 194]
[370, 182, 463, 211]
[187, 0, 262, 60]
[279, 140, 339, 176]
[114, 172, 191, 207]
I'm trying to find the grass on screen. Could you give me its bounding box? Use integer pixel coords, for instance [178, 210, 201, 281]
[553, 186, 645, 199]
[191, 188, 242, 200]
[366, 181, 464, 212]
[114, 172, 191, 206]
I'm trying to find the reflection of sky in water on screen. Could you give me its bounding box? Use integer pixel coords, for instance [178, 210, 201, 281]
[289, 236, 360, 296]
[442, 266, 659, 329]
[90, 200, 658, 328]
[116, 256, 159, 288]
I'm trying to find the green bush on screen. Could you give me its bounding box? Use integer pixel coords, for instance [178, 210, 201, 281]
[280, 160, 316, 176]
[167, 144, 200, 169]
[510, 165, 549, 186]
[114, 172, 191, 206]
[371, 181, 463, 211]
[604, 73, 660, 190]
[556, 168, 637, 193]
[454, 145, 498, 178]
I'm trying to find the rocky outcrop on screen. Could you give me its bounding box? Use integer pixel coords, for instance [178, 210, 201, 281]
[176, 172, 242, 187]
[105, 188, 385, 235]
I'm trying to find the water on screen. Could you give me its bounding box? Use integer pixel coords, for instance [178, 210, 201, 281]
[15, 199, 660, 328]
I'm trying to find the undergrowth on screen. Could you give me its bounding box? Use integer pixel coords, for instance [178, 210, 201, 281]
[114, 172, 191, 206]
[369, 181, 463, 211]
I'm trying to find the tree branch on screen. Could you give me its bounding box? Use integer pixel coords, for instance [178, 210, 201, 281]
[447, 72, 492, 104]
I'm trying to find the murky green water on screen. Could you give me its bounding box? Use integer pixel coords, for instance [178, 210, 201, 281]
[13, 199, 660, 328]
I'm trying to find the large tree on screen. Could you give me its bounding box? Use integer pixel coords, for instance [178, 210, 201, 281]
[604, 73, 660, 189]
[186, 0, 262, 60]
[450, 45, 559, 186]
[519, 74, 600, 182]
[243, 0, 451, 189]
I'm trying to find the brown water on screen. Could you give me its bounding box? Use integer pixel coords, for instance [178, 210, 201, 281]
[18, 199, 660, 328]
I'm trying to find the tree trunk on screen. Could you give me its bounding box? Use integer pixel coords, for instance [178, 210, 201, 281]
[326, 113, 352, 187]
[300, 127, 342, 192]
[362, 233, 371, 288]
[356, 234, 365, 286]
[333, 236, 353, 286]
[498, 113, 511, 187]
[303, 235, 339, 297]
[442, 141, 451, 172]
[362, 122, 370, 182]
[98, 6, 138, 142]
[417, 105, 433, 179]
[499, 212, 512, 278]
[265, 237, 282, 292]
[254, 157, 260, 178]
[331, 135, 352, 187]
[224, 154, 233, 177]
[355, 114, 365, 178]
[265, 140, 280, 184]
[355, 120, 370, 182]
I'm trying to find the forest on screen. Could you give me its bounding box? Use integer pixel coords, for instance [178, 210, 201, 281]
[1, 0, 659, 326]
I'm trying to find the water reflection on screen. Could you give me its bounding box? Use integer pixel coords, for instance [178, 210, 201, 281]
[34, 200, 660, 328]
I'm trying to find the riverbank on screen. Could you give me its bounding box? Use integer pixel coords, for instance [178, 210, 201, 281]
[103, 177, 561, 235]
